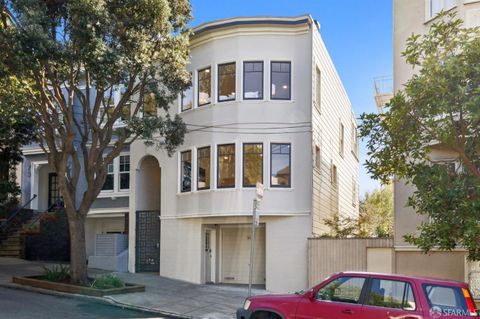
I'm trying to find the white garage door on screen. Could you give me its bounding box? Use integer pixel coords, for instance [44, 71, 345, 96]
[221, 226, 265, 285]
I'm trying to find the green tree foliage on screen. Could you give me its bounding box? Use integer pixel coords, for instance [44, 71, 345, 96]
[322, 214, 359, 238]
[358, 185, 393, 238]
[360, 12, 480, 260]
[1, 0, 191, 283]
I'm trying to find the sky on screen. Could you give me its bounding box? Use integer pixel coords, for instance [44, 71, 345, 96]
[189, 0, 393, 197]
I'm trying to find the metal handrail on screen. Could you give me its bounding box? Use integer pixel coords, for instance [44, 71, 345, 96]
[0, 194, 37, 232]
[23, 203, 57, 230]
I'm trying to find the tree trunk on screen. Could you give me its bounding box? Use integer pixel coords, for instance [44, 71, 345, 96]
[67, 210, 88, 285]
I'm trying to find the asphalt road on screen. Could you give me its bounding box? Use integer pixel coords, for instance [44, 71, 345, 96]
[0, 287, 168, 319]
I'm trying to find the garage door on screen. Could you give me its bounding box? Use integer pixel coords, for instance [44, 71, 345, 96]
[221, 226, 265, 285]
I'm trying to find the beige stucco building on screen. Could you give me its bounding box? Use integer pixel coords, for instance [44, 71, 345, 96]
[127, 15, 359, 293]
[393, 0, 480, 285]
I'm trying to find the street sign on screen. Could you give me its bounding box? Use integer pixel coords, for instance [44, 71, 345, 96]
[256, 182, 264, 201]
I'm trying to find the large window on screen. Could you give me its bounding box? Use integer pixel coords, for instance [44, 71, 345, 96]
[181, 73, 193, 111]
[181, 151, 192, 192]
[243, 143, 263, 187]
[119, 155, 130, 190]
[217, 144, 235, 188]
[367, 279, 416, 310]
[218, 63, 236, 102]
[317, 276, 366, 304]
[271, 62, 291, 100]
[270, 143, 291, 187]
[143, 93, 157, 117]
[198, 67, 211, 106]
[243, 61, 263, 100]
[101, 155, 130, 192]
[197, 146, 211, 190]
[429, 0, 456, 18]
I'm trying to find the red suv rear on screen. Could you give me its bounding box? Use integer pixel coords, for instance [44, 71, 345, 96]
[237, 272, 478, 319]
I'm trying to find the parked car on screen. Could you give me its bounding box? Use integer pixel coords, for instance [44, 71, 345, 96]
[237, 272, 478, 319]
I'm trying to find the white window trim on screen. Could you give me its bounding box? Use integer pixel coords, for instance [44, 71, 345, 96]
[425, 0, 457, 21]
[100, 153, 130, 195]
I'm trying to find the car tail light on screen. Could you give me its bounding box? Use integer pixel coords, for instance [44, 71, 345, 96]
[462, 288, 478, 317]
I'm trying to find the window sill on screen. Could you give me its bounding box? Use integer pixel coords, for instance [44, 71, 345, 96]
[267, 187, 294, 192]
[98, 191, 130, 198]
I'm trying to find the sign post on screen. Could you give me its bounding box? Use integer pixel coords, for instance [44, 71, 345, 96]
[248, 183, 264, 297]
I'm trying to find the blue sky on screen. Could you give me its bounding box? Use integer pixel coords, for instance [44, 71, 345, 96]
[190, 0, 393, 197]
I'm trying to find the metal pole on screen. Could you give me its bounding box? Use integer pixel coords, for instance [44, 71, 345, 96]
[248, 199, 257, 297]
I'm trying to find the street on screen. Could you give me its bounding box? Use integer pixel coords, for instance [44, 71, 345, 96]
[0, 287, 168, 319]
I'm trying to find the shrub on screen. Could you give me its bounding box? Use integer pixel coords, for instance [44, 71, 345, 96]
[91, 274, 125, 289]
[42, 264, 70, 282]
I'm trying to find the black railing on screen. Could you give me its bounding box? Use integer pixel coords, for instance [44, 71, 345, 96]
[23, 203, 58, 231]
[0, 194, 37, 233]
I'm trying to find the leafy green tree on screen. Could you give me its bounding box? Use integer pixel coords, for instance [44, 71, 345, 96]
[0, 76, 37, 213]
[358, 185, 393, 238]
[1, 0, 191, 284]
[360, 12, 480, 260]
[322, 214, 359, 238]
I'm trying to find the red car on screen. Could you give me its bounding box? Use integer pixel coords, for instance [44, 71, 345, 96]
[237, 272, 478, 319]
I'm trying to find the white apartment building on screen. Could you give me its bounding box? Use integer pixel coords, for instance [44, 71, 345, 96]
[394, 0, 480, 283]
[128, 15, 359, 293]
[18, 15, 359, 293]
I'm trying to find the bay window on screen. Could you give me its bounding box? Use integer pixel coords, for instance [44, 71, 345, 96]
[217, 144, 235, 188]
[198, 67, 211, 106]
[243, 61, 263, 100]
[181, 150, 192, 192]
[197, 146, 211, 190]
[218, 62, 236, 102]
[270, 143, 291, 187]
[271, 62, 291, 100]
[243, 143, 263, 187]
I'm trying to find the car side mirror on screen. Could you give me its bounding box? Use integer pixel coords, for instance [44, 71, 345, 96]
[306, 289, 315, 300]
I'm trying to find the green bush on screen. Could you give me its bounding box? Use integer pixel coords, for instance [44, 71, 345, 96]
[91, 274, 125, 289]
[42, 264, 70, 282]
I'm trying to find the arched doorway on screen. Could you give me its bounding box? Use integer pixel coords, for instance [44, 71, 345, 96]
[135, 155, 161, 272]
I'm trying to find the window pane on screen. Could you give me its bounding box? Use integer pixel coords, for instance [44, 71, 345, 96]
[102, 163, 114, 191]
[218, 144, 235, 188]
[181, 151, 192, 192]
[119, 155, 130, 190]
[218, 63, 236, 102]
[244, 62, 263, 99]
[316, 67, 321, 107]
[182, 74, 193, 111]
[143, 93, 157, 117]
[423, 284, 470, 316]
[198, 67, 211, 106]
[317, 276, 366, 304]
[243, 143, 263, 187]
[271, 143, 291, 187]
[197, 146, 210, 190]
[368, 279, 416, 310]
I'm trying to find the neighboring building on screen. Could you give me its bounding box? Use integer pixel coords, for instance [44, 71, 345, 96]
[16, 15, 359, 293]
[393, 0, 480, 283]
[128, 15, 359, 292]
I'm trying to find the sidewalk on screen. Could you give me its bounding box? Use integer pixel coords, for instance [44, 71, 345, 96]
[0, 258, 269, 319]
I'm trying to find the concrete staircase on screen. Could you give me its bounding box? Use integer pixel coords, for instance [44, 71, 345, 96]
[0, 230, 22, 258]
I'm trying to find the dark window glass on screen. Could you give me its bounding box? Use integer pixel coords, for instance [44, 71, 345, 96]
[143, 93, 157, 117]
[218, 63, 236, 102]
[243, 143, 263, 187]
[102, 162, 114, 191]
[119, 155, 130, 190]
[198, 67, 211, 106]
[181, 151, 192, 192]
[197, 146, 210, 190]
[423, 284, 471, 316]
[317, 276, 366, 304]
[270, 143, 291, 187]
[367, 279, 416, 310]
[271, 62, 291, 100]
[181, 73, 193, 111]
[217, 144, 235, 188]
[243, 62, 263, 100]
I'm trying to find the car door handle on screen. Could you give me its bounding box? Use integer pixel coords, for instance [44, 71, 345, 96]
[341, 309, 354, 315]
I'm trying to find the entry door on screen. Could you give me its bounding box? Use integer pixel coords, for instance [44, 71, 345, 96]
[48, 173, 60, 210]
[135, 211, 160, 272]
[204, 229, 216, 283]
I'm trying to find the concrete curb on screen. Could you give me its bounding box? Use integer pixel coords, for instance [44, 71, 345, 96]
[0, 281, 190, 318]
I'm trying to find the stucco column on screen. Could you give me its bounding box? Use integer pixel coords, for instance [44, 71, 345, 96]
[467, 261, 480, 299]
